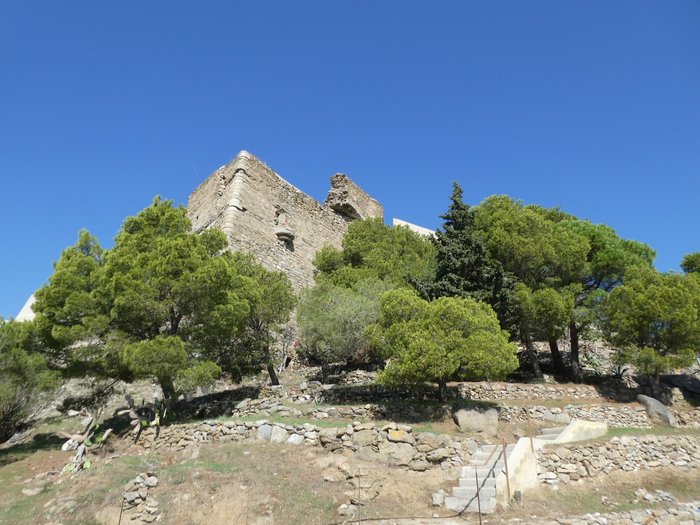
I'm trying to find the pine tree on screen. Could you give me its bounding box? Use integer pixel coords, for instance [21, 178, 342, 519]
[420, 183, 515, 333]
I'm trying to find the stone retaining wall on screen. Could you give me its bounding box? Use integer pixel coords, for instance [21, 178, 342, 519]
[130, 419, 476, 472]
[457, 381, 645, 403]
[232, 396, 653, 430]
[538, 435, 700, 484]
[500, 404, 651, 428]
[264, 379, 677, 407]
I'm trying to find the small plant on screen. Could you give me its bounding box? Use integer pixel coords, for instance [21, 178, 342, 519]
[58, 412, 113, 474]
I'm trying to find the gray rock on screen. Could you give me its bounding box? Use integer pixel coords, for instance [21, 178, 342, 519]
[257, 424, 273, 441]
[453, 407, 499, 434]
[269, 426, 289, 444]
[22, 487, 43, 497]
[386, 429, 414, 444]
[318, 427, 339, 444]
[352, 429, 376, 447]
[426, 447, 451, 462]
[412, 459, 431, 472]
[554, 447, 571, 460]
[124, 491, 140, 503]
[432, 490, 446, 506]
[337, 504, 358, 516]
[637, 394, 676, 426]
[543, 410, 571, 425]
[286, 434, 305, 445]
[144, 476, 158, 487]
[385, 442, 415, 466]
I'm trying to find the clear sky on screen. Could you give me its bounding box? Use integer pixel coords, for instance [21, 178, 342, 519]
[1, 1, 699, 319]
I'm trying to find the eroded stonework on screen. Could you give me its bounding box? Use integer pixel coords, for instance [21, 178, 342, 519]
[187, 151, 383, 290]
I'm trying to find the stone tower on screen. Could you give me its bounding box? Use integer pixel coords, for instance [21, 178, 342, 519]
[187, 151, 383, 290]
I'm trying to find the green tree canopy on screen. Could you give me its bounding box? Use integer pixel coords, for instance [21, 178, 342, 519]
[603, 266, 700, 393]
[682, 252, 700, 274]
[34, 198, 295, 400]
[474, 195, 590, 289]
[558, 219, 655, 380]
[0, 319, 59, 441]
[368, 289, 518, 401]
[314, 217, 436, 288]
[301, 218, 435, 369]
[223, 253, 296, 385]
[418, 183, 515, 332]
[297, 278, 390, 370]
[513, 284, 579, 376]
[471, 195, 590, 378]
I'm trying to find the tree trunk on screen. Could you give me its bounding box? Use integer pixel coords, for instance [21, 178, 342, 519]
[569, 321, 583, 383]
[523, 332, 543, 379]
[651, 372, 661, 400]
[437, 379, 448, 402]
[548, 337, 566, 377]
[267, 362, 280, 386]
[160, 377, 176, 403]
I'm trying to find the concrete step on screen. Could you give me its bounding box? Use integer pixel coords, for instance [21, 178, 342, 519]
[458, 476, 497, 489]
[461, 461, 504, 477]
[458, 467, 502, 481]
[539, 426, 566, 436]
[444, 496, 496, 514]
[479, 444, 516, 453]
[452, 486, 496, 500]
[472, 448, 514, 462]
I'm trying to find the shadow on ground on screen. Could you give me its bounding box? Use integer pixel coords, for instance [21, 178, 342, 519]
[0, 432, 65, 467]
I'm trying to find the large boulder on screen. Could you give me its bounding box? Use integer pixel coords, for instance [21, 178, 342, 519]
[453, 407, 499, 434]
[378, 442, 416, 466]
[637, 394, 676, 427]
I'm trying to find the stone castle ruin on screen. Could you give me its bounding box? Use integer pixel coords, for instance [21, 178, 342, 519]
[187, 151, 384, 290]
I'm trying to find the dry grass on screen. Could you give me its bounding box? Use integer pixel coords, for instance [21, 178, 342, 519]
[499, 467, 700, 520]
[0, 434, 453, 525]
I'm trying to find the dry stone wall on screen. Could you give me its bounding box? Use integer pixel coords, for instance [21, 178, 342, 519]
[500, 404, 652, 428]
[130, 419, 475, 472]
[187, 151, 383, 290]
[458, 381, 643, 402]
[538, 435, 700, 484]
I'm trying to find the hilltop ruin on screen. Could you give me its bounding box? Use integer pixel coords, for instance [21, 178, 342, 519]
[187, 151, 384, 290]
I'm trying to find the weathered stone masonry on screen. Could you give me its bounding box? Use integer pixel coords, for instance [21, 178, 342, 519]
[187, 151, 383, 290]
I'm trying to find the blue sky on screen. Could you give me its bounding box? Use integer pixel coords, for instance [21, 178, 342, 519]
[1, 1, 699, 318]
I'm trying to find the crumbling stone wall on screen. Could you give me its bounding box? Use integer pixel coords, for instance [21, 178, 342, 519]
[187, 151, 383, 290]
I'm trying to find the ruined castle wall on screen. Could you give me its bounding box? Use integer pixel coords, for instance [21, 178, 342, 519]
[188, 165, 228, 230]
[325, 174, 384, 220]
[187, 151, 382, 290]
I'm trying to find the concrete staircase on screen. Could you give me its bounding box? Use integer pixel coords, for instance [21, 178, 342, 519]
[440, 420, 609, 515]
[443, 426, 567, 514]
[534, 425, 567, 443]
[444, 443, 515, 514]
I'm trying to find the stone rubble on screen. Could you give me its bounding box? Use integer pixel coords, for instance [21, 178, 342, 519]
[122, 472, 160, 523]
